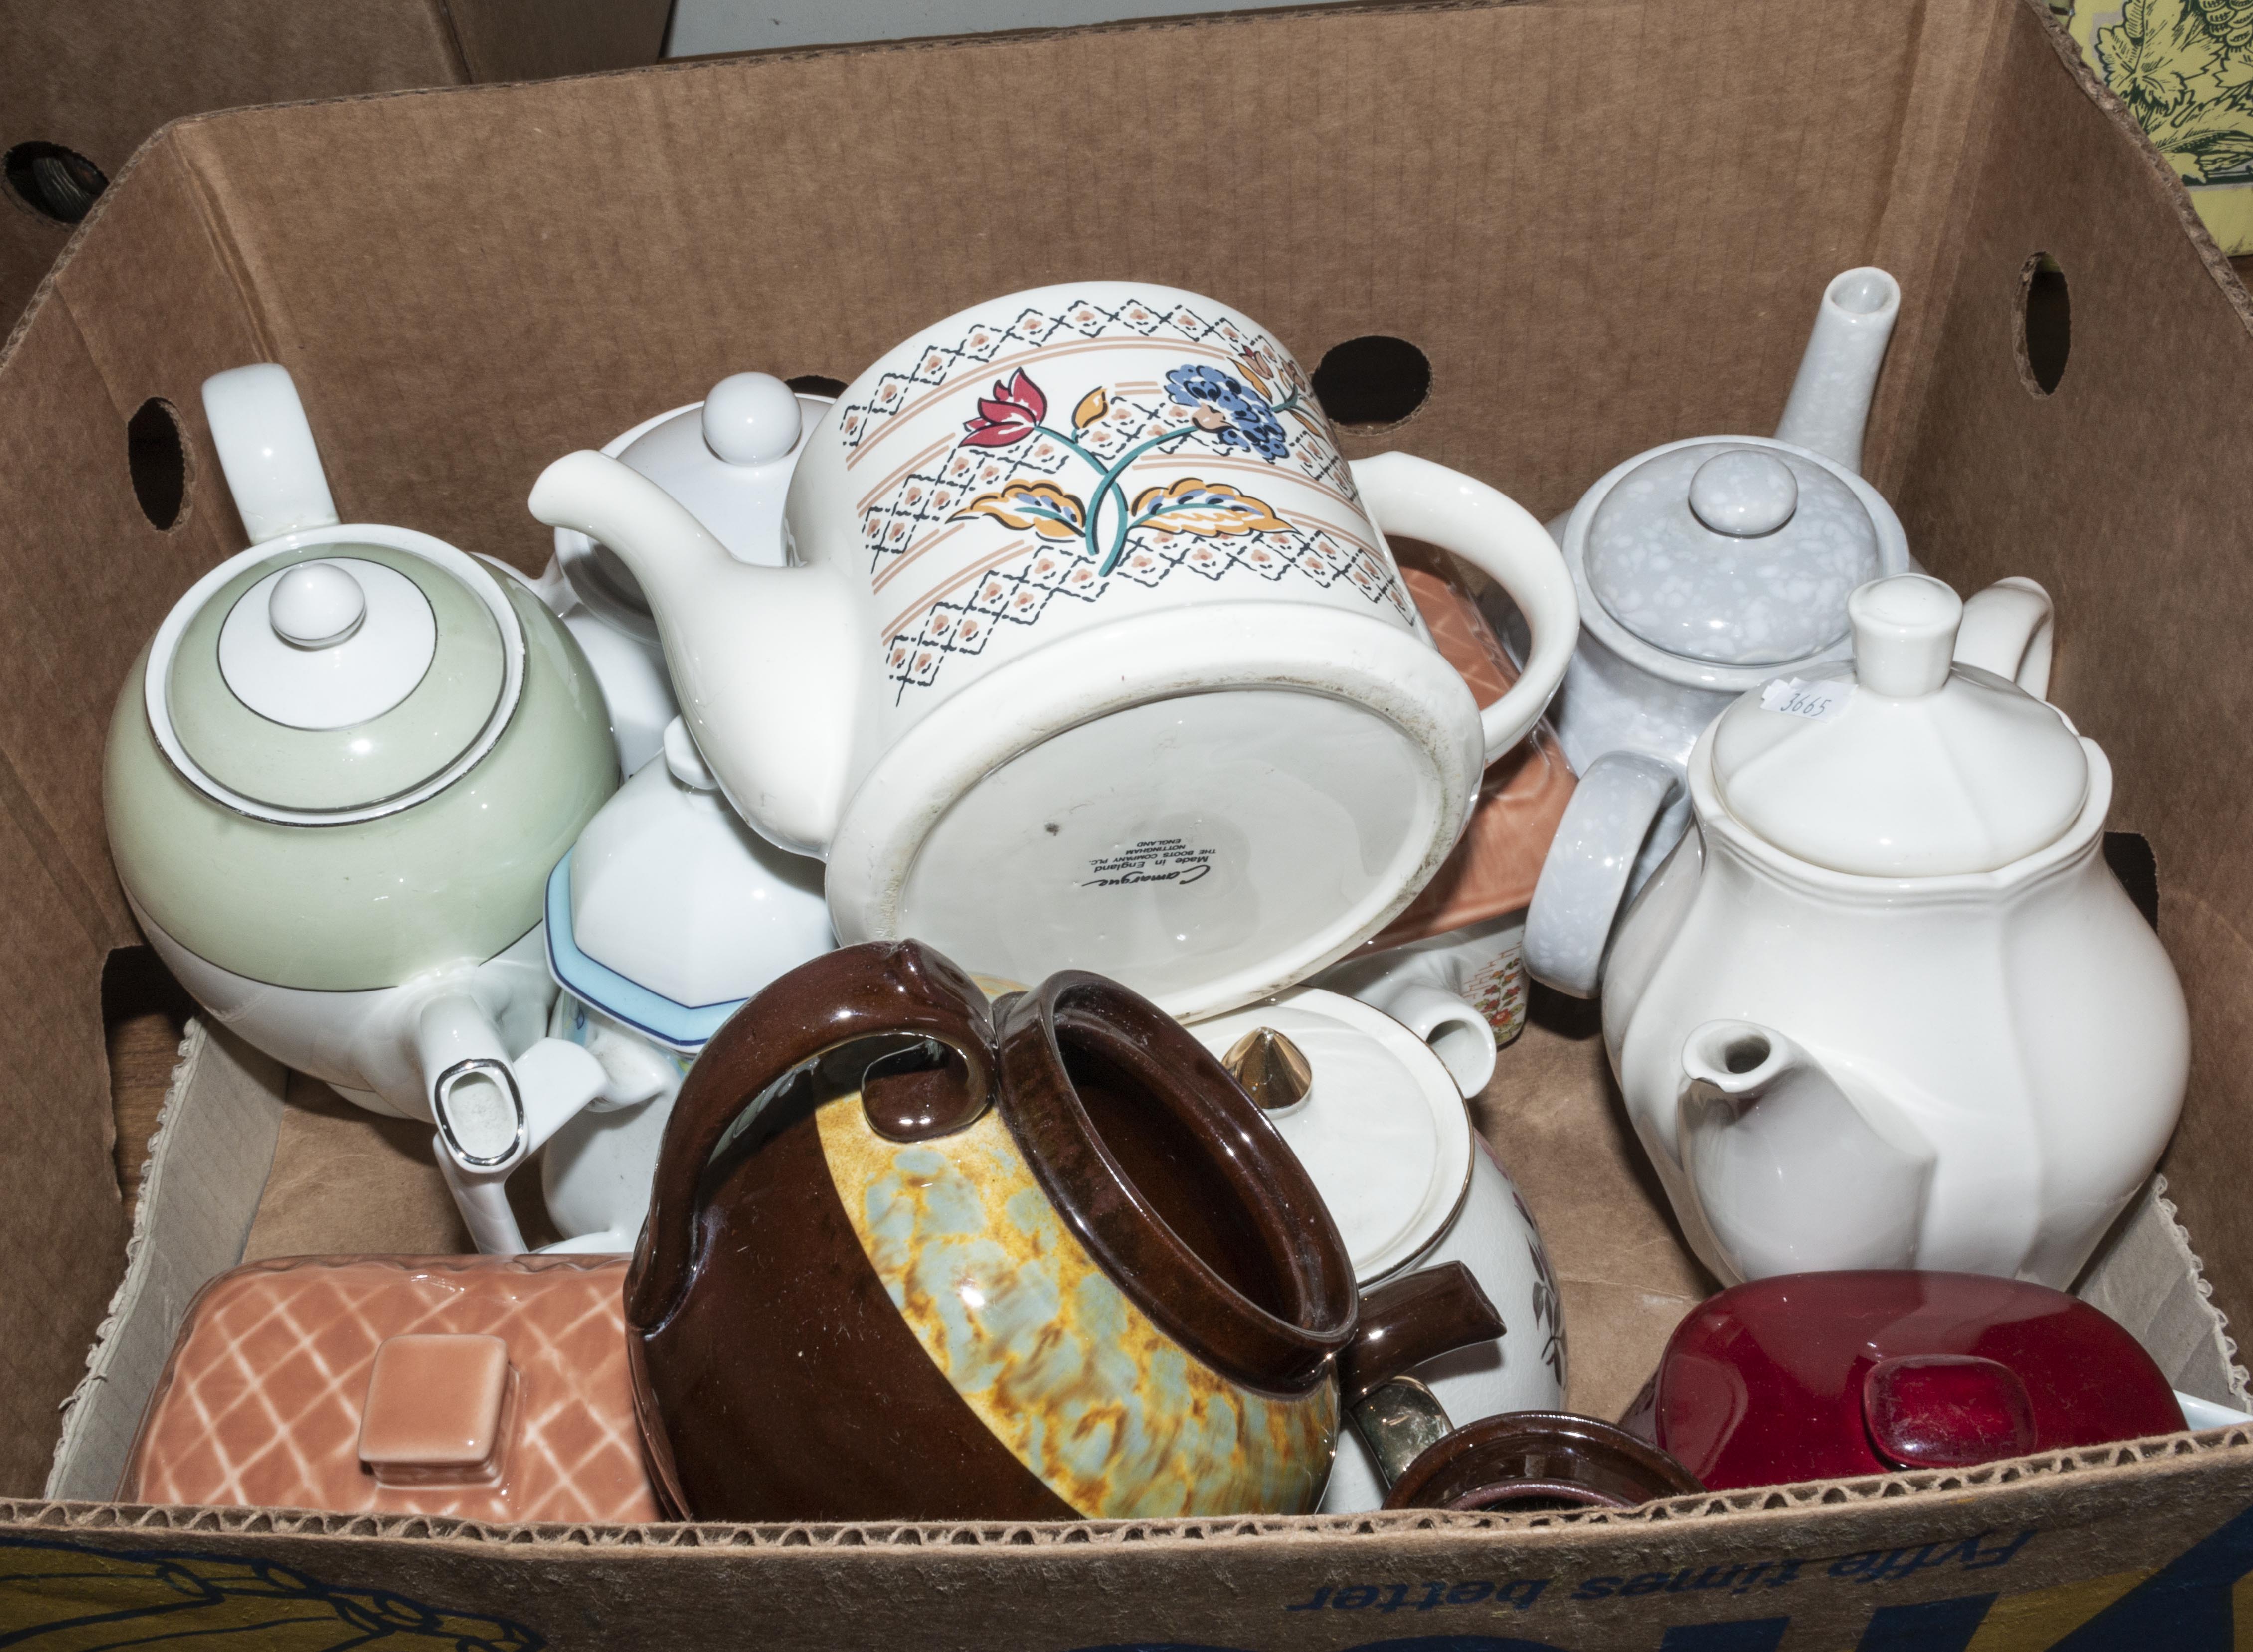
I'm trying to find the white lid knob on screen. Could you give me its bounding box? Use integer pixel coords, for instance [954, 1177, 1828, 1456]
[1688, 449, 1799, 537]
[1849, 573, 1962, 698]
[268, 561, 367, 649]
[700, 372, 802, 467]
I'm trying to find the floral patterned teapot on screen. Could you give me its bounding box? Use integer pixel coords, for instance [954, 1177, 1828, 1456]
[530, 283, 1582, 1022]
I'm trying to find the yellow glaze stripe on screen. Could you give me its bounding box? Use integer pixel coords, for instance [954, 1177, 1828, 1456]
[818, 1095, 1334, 1518]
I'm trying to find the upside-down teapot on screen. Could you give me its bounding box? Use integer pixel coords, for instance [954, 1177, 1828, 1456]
[1603, 574, 2188, 1289]
[529, 282, 1580, 1022]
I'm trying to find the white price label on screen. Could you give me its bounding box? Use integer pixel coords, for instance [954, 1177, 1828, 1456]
[1759, 677, 1854, 722]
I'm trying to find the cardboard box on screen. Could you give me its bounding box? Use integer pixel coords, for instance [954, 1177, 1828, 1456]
[0, 0, 675, 331]
[6, 0, 2253, 1644]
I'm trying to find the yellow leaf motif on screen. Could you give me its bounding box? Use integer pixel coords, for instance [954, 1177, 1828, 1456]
[1072, 386, 1110, 430]
[1126, 478, 1290, 537]
[952, 480, 1088, 542]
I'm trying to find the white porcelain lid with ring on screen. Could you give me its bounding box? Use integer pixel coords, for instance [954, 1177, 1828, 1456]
[1710, 573, 2090, 877]
[1187, 987, 1474, 1284]
[1584, 441, 1884, 666]
[148, 530, 523, 824]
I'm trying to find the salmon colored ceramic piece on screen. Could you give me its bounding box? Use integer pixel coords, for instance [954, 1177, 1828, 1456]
[357, 1334, 513, 1487]
[122, 1256, 658, 1524]
[1366, 552, 1576, 951]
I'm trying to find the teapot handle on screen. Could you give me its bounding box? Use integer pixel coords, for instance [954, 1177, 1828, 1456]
[1522, 751, 1685, 999]
[1953, 577, 2054, 700]
[1351, 452, 1579, 765]
[626, 941, 997, 1332]
[200, 364, 342, 545]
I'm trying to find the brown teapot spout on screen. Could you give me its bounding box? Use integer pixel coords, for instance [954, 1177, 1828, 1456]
[1338, 1263, 1506, 1406]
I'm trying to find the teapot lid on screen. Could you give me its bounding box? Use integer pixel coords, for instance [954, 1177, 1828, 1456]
[549, 718, 833, 1050]
[146, 535, 523, 825]
[1709, 574, 2090, 876]
[1187, 988, 1473, 1283]
[1584, 441, 1884, 666]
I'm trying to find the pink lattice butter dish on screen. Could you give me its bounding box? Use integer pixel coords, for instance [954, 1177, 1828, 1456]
[120, 1255, 658, 1523]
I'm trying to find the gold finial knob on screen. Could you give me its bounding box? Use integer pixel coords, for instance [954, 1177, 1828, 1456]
[1222, 1027, 1313, 1111]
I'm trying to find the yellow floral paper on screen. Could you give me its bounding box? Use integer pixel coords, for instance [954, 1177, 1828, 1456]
[2061, 0, 2253, 253]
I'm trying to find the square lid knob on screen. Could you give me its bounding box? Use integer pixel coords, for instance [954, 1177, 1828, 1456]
[1862, 1353, 2036, 1469]
[358, 1333, 514, 1487]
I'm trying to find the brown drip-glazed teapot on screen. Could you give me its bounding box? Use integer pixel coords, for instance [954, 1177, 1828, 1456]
[624, 940, 1505, 1522]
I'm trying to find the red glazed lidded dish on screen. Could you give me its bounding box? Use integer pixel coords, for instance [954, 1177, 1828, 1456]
[1625, 1270, 2187, 1490]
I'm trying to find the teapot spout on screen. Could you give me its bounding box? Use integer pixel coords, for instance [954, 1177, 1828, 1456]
[528, 451, 862, 856]
[1772, 268, 1901, 476]
[1677, 1019, 1930, 1283]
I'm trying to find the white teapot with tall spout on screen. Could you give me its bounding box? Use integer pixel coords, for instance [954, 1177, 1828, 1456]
[1603, 574, 2188, 1289]
[529, 282, 1579, 1022]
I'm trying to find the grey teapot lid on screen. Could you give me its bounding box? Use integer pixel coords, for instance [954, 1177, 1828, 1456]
[1584, 442, 1883, 667]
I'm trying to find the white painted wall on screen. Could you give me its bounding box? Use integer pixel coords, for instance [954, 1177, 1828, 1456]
[665, 0, 1322, 57]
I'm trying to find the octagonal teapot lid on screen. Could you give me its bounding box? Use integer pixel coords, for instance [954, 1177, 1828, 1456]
[548, 719, 833, 1050]
[146, 533, 524, 825]
[1710, 574, 2090, 877]
[1583, 440, 1886, 668]
[1187, 988, 1473, 1284]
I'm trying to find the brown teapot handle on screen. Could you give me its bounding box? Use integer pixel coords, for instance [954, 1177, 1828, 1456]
[625, 940, 997, 1332]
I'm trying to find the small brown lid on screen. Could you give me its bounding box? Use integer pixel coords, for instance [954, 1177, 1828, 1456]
[358, 1334, 512, 1486]
[1383, 1411, 1703, 1512]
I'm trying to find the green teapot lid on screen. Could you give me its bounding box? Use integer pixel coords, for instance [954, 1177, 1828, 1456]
[147, 532, 523, 822]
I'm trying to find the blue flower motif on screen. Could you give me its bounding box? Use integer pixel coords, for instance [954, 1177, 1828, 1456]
[1165, 364, 1290, 462]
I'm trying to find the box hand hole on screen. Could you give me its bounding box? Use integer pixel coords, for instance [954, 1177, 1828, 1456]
[1313, 335, 1433, 431]
[126, 399, 189, 532]
[3, 142, 107, 225]
[2019, 252, 2071, 396]
[787, 374, 847, 398]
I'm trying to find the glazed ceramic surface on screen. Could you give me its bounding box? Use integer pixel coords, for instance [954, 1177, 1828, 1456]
[1186, 988, 1566, 1512]
[1514, 273, 2068, 997]
[1602, 577, 2189, 1289]
[1629, 1272, 2187, 1490]
[106, 364, 622, 1253]
[1492, 270, 1911, 917]
[541, 375, 831, 774]
[1312, 550, 1572, 1047]
[122, 1255, 659, 1522]
[538, 998, 689, 1254]
[622, 942, 1499, 1522]
[1381, 1412, 1701, 1512]
[530, 283, 1579, 1021]
[537, 714, 833, 1252]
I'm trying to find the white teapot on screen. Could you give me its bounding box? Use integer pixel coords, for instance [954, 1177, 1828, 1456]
[538, 372, 828, 775]
[1186, 988, 1565, 1512]
[529, 283, 1578, 1021]
[1603, 574, 2188, 1289]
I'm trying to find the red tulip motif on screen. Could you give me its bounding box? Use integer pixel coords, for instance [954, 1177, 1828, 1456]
[962, 370, 1047, 448]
